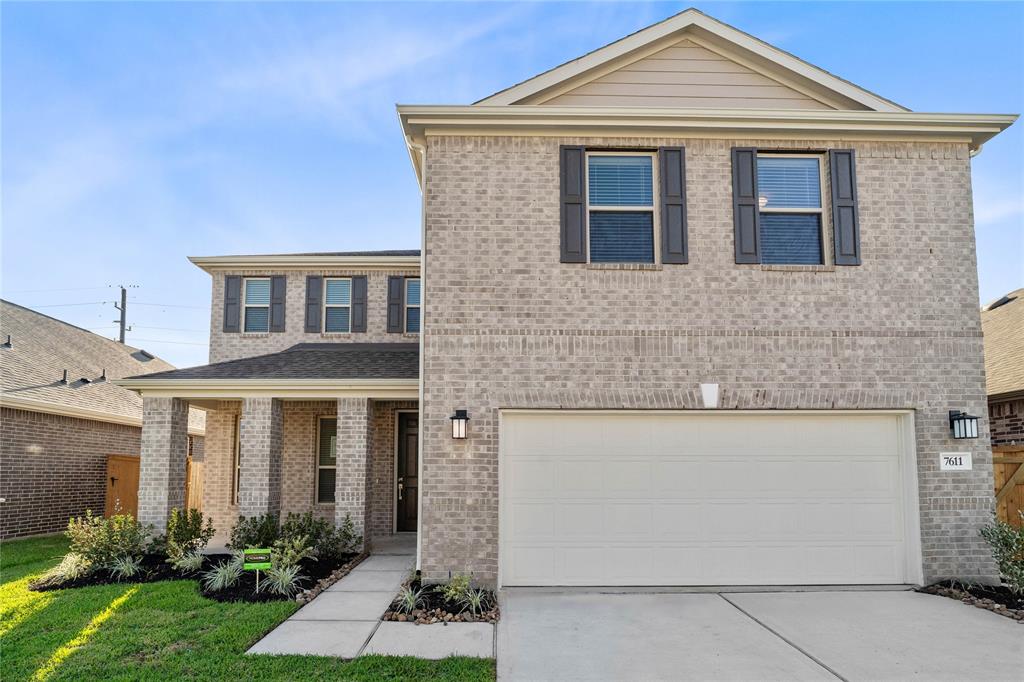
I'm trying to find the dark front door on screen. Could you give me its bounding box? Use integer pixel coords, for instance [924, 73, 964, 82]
[396, 413, 418, 532]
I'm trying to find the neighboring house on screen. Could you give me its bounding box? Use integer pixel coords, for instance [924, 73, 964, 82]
[118, 9, 1017, 588]
[981, 289, 1024, 526]
[0, 300, 205, 539]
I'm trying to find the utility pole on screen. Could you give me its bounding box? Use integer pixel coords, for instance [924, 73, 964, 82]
[112, 285, 136, 343]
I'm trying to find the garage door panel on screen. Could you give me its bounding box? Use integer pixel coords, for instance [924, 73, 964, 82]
[501, 412, 915, 586]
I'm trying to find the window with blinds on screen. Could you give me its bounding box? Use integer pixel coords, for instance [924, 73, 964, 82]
[587, 154, 655, 263]
[756, 155, 824, 265]
[323, 278, 351, 333]
[243, 278, 271, 332]
[317, 418, 337, 504]
[405, 278, 420, 333]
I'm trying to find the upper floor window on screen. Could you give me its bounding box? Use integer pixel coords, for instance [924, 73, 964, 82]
[756, 155, 824, 265]
[243, 278, 271, 332]
[405, 278, 420, 333]
[587, 153, 655, 263]
[324, 278, 352, 333]
[316, 417, 337, 504]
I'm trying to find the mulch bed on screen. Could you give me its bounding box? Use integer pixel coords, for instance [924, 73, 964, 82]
[919, 581, 1024, 623]
[382, 578, 500, 625]
[201, 552, 361, 604]
[29, 553, 201, 591]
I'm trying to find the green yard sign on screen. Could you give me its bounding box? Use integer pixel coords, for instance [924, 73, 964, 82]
[243, 549, 272, 570]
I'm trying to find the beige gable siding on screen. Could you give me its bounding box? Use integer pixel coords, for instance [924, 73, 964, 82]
[541, 39, 833, 109]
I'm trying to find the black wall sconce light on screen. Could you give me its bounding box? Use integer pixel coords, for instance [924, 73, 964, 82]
[949, 410, 979, 439]
[450, 409, 469, 439]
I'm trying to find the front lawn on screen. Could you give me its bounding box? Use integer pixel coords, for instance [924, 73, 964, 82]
[1, 536, 494, 681]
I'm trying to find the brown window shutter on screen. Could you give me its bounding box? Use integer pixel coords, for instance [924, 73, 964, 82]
[659, 146, 688, 264]
[351, 276, 367, 333]
[731, 147, 761, 264]
[387, 276, 404, 333]
[829, 149, 861, 266]
[223, 275, 241, 333]
[304, 276, 322, 333]
[269, 275, 286, 332]
[560, 145, 586, 263]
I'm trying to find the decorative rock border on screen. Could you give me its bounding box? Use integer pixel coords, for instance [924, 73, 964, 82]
[382, 604, 500, 625]
[920, 584, 1024, 623]
[295, 552, 368, 605]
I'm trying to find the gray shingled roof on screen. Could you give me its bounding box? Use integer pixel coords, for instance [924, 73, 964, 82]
[982, 288, 1024, 398]
[127, 343, 419, 381]
[0, 300, 205, 431]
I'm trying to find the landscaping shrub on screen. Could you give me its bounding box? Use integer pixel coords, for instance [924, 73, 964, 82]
[461, 588, 488, 616]
[979, 512, 1024, 595]
[337, 513, 362, 555]
[436, 573, 472, 605]
[278, 511, 361, 562]
[166, 508, 215, 559]
[66, 511, 151, 566]
[170, 551, 205, 574]
[396, 585, 427, 614]
[263, 564, 304, 597]
[109, 555, 144, 581]
[202, 556, 243, 592]
[32, 552, 93, 588]
[228, 514, 279, 550]
[271, 535, 315, 570]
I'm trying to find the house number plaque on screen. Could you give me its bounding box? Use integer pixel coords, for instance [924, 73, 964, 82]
[939, 452, 972, 471]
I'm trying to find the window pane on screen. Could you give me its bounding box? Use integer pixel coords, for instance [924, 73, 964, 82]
[244, 307, 269, 332]
[589, 212, 654, 263]
[406, 279, 421, 306]
[588, 156, 653, 206]
[760, 214, 823, 264]
[325, 279, 351, 305]
[325, 307, 350, 332]
[317, 469, 336, 504]
[319, 419, 337, 466]
[757, 157, 821, 209]
[406, 306, 420, 333]
[244, 279, 271, 305]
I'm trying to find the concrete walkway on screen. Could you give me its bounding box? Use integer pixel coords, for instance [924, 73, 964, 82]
[498, 589, 1023, 681]
[247, 534, 494, 660]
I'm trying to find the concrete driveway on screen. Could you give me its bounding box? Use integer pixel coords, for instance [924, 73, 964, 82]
[497, 589, 1022, 681]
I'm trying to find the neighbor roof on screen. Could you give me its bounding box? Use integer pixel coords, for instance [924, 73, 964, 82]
[123, 343, 419, 382]
[189, 251, 420, 273]
[0, 300, 205, 432]
[982, 288, 1024, 399]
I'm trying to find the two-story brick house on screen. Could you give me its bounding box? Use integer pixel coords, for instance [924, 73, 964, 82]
[120, 9, 1016, 588]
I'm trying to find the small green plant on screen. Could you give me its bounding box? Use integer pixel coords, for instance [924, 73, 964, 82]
[262, 564, 304, 597]
[228, 514, 279, 550]
[66, 511, 150, 566]
[32, 552, 93, 588]
[979, 512, 1024, 595]
[201, 557, 243, 592]
[272, 535, 316, 570]
[460, 588, 489, 616]
[280, 512, 348, 562]
[337, 513, 362, 555]
[108, 555, 144, 582]
[166, 508, 215, 559]
[170, 551, 205, 574]
[396, 585, 427, 614]
[436, 574, 472, 605]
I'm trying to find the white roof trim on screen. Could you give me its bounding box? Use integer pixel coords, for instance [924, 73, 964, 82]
[476, 8, 906, 112]
[189, 255, 421, 273]
[1, 395, 205, 436]
[113, 377, 419, 400]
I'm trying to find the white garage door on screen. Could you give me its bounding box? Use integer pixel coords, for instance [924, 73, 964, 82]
[500, 411, 920, 587]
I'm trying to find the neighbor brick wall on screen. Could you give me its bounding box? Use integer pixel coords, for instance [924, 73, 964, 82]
[0, 407, 142, 539]
[990, 398, 1024, 447]
[420, 135, 997, 586]
[208, 269, 420, 363]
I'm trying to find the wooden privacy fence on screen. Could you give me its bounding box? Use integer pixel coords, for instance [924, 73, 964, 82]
[993, 446, 1024, 528]
[185, 456, 204, 512]
[105, 454, 140, 518]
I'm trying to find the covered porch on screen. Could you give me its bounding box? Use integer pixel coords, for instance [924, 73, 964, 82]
[116, 343, 419, 550]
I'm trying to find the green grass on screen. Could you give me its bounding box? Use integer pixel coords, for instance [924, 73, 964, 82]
[0, 536, 495, 681]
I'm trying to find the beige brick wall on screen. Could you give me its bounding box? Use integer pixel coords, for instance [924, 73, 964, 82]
[208, 269, 420, 363]
[420, 135, 996, 586]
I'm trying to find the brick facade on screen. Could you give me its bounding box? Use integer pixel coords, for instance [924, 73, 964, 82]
[419, 135, 997, 586]
[138, 397, 190, 532]
[0, 407, 142, 539]
[990, 398, 1024, 448]
[238, 397, 284, 518]
[208, 269, 419, 363]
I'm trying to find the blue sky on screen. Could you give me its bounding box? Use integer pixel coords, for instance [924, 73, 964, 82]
[3, 1, 1022, 367]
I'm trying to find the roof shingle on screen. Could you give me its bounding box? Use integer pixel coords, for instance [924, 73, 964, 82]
[982, 288, 1024, 399]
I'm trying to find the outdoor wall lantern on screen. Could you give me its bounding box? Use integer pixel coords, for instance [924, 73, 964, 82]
[948, 410, 979, 439]
[450, 409, 469, 439]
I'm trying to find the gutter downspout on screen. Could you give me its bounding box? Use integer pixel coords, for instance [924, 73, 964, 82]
[408, 137, 427, 573]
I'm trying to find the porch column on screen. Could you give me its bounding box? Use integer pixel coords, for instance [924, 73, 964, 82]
[335, 397, 372, 550]
[138, 396, 189, 531]
[238, 397, 283, 518]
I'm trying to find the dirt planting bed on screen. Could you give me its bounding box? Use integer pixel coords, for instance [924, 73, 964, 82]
[382, 578, 500, 625]
[920, 581, 1024, 623]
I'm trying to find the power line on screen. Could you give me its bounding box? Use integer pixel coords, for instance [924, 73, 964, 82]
[29, 301, 114, 308]
[132, 325, 207, 333]
[131, 302, 206, 309]
[129, 337, 208, 346]
[2, 286, 113, 295]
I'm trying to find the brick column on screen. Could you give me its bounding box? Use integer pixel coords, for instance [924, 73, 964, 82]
[335, 397, 372, 550]
[238, 397, 283, 518]
[138, 396, 189, 531]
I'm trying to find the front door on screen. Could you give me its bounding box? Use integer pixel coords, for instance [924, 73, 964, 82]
[396, 413, 418, 532]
